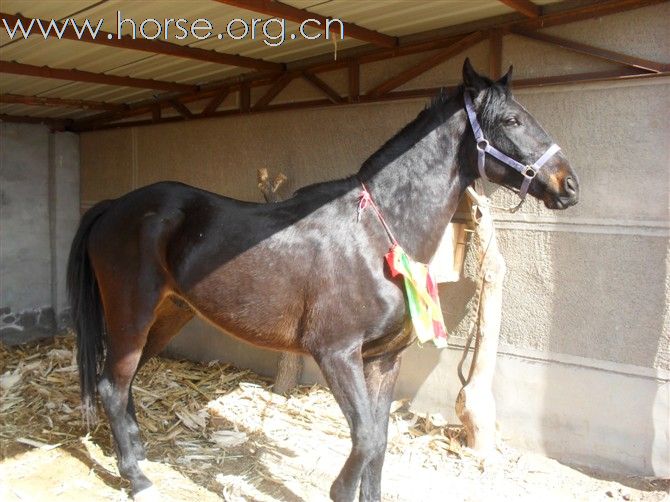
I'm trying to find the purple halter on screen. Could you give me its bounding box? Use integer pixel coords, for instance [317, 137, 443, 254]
[464, 91, 561, 200]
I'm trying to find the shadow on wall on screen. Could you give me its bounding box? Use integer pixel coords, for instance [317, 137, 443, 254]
[543, 229, 669, 477]
[398, 266, 479, 420]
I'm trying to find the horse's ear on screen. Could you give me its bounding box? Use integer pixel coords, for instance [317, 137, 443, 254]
[497, 65, 513, 87]
[462, 58, 487, 93]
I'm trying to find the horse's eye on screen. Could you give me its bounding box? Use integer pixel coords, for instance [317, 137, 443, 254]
[504, 117, 520, 126]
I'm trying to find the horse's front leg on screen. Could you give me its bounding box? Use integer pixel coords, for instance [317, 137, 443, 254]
[359, 352, 402, 502]
[311, 343, 377, 502]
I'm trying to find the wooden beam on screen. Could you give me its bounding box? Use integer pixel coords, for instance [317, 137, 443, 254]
[169, 100, 193, 118]
[512, 67, 661, 88]
[0, 60, 197, 93]
[74, 68, 670, 131]
[0, 13, 282, 71]
[202, 88, 230, 116]
[498, 0, 541, 18]
[0, 93, 124, 111]
[151, 105, 161, 122]
[253, 72, 295, 110]
[513, 0, 667, 30]
[511, 28, 667, 73]
[73, 74, 279, 129]
[489, 30, 503, 79]
[301, 71, 344, 104]
[366, 31, 486, 97]
[240, 82, 251, 112]
[214, 0, 397, 48]
[348, 60, 360, 103]
[0, 113, 70, 129]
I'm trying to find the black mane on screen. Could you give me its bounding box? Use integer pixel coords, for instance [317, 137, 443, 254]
[358, 86, 463, 181]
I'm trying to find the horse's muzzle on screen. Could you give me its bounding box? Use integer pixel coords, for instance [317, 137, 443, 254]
[547, 175, 579, 209]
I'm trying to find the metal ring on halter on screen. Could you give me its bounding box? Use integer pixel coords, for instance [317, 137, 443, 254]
[476, 139, 489, 152]
[523, 166, 537, 179]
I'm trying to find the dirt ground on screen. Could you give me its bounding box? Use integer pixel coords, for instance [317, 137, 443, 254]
[1, 337, 668, 502]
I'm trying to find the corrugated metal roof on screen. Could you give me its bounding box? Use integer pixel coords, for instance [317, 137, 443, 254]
[0, 0, 564, 121]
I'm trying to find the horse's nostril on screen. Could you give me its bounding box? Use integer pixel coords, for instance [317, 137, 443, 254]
[564, 176, 577, 195]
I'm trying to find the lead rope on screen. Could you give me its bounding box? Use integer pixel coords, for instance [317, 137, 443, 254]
[457, 91, 562, 382]
[486, 194, 525, 213]
[457, 188, 492, 386]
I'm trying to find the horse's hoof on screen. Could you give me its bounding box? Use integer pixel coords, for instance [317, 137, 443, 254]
[133, 485, 161, 502]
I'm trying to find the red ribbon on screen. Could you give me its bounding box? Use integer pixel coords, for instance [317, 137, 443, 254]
[357, 187, 372, 222]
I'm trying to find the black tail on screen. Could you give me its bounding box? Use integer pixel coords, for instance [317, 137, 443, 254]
[66, 200, 113, 426]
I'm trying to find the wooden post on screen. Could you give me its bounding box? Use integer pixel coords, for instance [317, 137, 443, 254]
[256, 168, 304, 394]
[455, 187, 506, 454]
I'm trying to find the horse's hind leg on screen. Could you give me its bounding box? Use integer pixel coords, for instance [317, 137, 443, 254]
[126, 298, 194, 460]
[91, 208, 184, 497]
[359, 352, 402, 502]
[95, 270, 168, 496]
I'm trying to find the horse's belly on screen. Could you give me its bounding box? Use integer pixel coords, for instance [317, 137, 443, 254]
[184, 276, 306, 352]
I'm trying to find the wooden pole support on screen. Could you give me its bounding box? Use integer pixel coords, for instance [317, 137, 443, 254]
[256, 168, 304, 394]
[455, 187, 506, 454]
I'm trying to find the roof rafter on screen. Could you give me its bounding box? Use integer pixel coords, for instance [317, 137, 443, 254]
[498, 0, 541, 18]
[0, 93, 125, 111]
[0, 113, 71, 129]
[70, 0, 669, 131]
[0, 12, 283, 71]
[511, 28, 668, 73]
[513, 0, 666, 30]
[202, 88, 231, 116]
[0, 60, 198, 92]
[74, 69, 670, 132]
[253, 72, 295, 110]
[301, 71, 344, 104]
[489, 30, 503, 79]
[213, 0, 397, 48]
[169, 99, 194, 118]
[366, 32, 486, 98]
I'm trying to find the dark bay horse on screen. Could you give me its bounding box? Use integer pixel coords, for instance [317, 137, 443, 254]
[67, 59, 579, 501]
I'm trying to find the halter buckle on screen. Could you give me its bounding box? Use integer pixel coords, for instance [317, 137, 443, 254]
[476, 139, 489, 152]
[523, 166, 537, 179]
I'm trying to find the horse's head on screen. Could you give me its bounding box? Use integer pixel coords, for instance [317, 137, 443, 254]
[462, 58, 579, 209]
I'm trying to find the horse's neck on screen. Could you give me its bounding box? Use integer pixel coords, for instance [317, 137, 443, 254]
[359, 97, 472, 262]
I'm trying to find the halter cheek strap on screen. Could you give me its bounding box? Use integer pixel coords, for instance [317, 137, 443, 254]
[464, 91, 561, 200]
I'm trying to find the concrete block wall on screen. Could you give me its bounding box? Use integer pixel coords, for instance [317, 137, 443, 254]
[0, 123, 80, 344]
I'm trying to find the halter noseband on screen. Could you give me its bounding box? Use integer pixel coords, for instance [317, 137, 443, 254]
[464, 91, 561, 200]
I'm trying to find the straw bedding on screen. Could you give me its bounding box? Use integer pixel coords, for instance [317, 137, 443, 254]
[1, 336, 667, 501]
